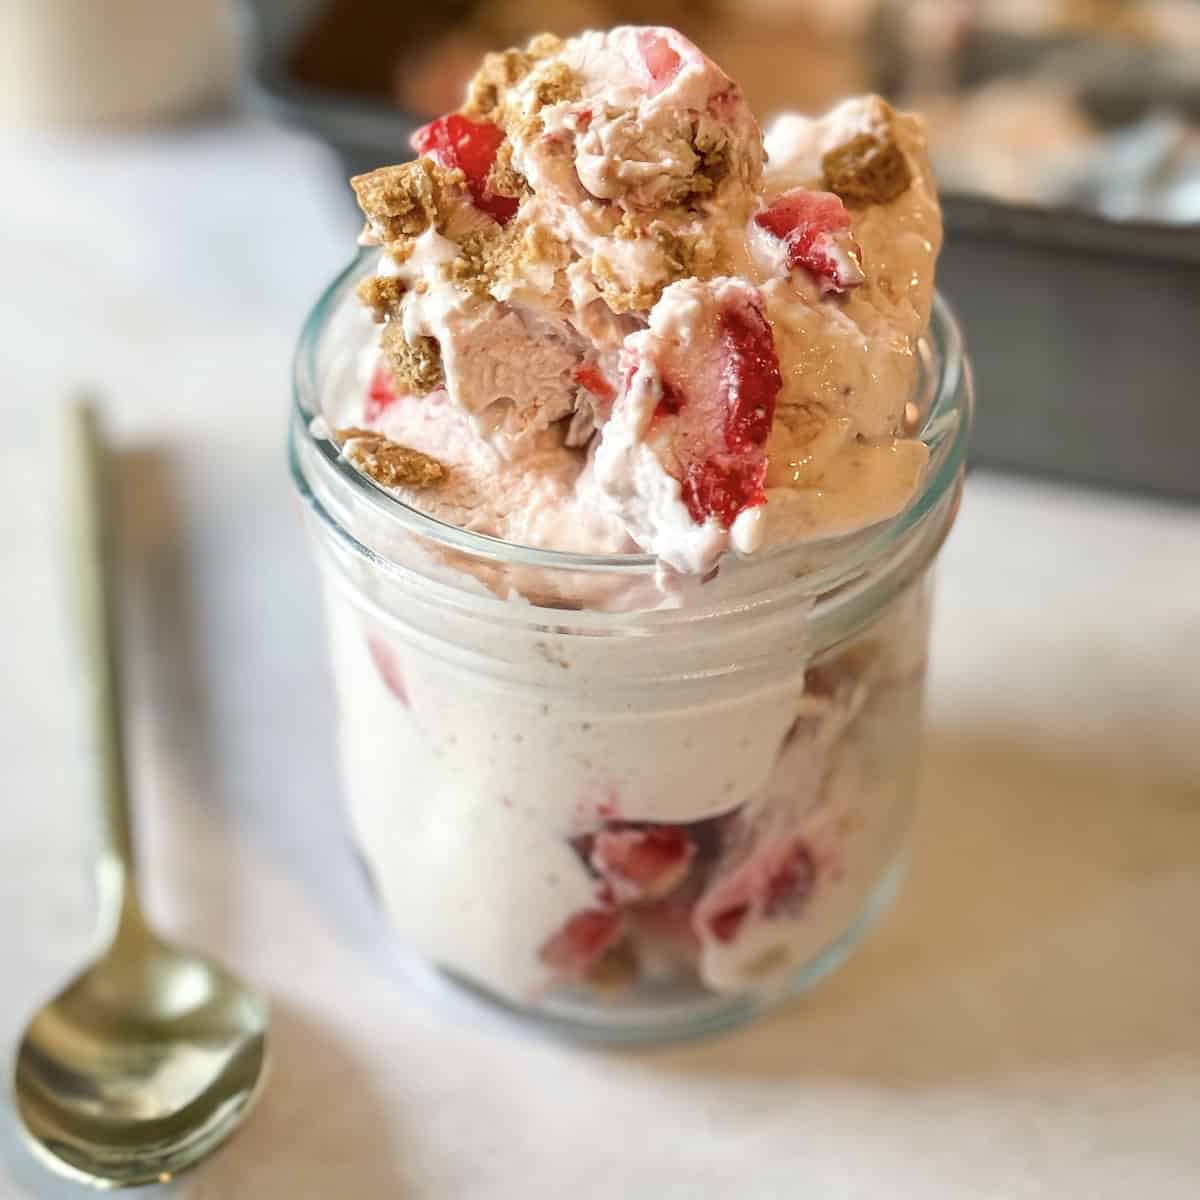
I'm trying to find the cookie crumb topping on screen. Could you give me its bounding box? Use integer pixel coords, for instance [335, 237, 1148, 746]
[351, 159, 466, 243]
[380, 325, 444, 395]
[336, 428, 448, 489]
[821, 125, 912, 206]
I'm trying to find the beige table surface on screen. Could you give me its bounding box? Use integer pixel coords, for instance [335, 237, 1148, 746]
[1, 118, 1197, 1200]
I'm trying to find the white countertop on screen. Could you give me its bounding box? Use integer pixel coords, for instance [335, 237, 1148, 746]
[1, 118, 1198, 1200]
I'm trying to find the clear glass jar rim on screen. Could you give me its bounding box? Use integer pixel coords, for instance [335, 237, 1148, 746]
[291, 247, 971, 581]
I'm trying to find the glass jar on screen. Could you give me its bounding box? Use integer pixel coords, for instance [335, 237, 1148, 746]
[289, 250, 972, 1044]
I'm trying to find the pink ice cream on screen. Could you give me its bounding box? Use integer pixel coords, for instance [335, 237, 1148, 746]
[308, 26, 954, 1009]
[329, 25, 942, 575]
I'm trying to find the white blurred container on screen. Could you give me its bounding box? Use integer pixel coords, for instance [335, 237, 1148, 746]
[0, 0, 237, 129]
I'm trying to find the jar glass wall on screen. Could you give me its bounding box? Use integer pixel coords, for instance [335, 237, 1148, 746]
[289, 252, 972, 1043]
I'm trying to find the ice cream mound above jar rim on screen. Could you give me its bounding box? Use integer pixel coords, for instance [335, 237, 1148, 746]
[325, 25, 944, 577]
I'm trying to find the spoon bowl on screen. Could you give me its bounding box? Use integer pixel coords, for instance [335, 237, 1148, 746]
[14, 927, 268, 1189]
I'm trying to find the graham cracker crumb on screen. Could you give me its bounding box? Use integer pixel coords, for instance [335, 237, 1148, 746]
[356, 276, 406, 322]
[449, 227, 515, 297]
[530, 61, 581, 110]
[380, 324, 443, 395]
[336, 428, 447, 489]
[508, 57, 583, 144]
[448, 221, 565, 298]
[690, 116, 732, 193]
[350, 159, 465, 243]
[463, 47, 531, 123]
[822, 129, 912, 206]
[597, 220, 715, 312]
[486, 139, 528, 201]
[462, 33, 564, 125]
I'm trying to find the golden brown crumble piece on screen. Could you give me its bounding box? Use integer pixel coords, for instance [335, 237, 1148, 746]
[449, 222, 566, 299]
[355, 276, 406, 322]
[381, 324, 444, 395]
[530, 61, 581, 110]
[350, 159, 465, 242]
[597, 220, 717, 312]
[449, 227, 514, 297]
[462, 33, 564, 125]
[336, 428, 447, 489]
[822, 128, 912, 206]
[690, 116, 732, 193]
[485, 139, 528, 201]
[506, 57, 583, 144]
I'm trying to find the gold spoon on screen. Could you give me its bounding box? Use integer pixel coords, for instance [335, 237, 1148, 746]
[12, 402, 269, 1189]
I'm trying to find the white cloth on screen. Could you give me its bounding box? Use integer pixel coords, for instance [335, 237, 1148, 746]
[1, 118, 1197, 1200]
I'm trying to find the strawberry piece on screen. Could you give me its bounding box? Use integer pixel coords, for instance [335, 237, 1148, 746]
[754, 189, 864, 294]
[367, 637, 408, 705]
[573, 363, 615, 404]
[707, 901, 751, 945]
[411, 114, 518, 225]
[681, 458, 767, 527]
[591, 825, 695, 901]
[681, 289, 778, 526]
[719, 300, 781, 453]
[696, 839, 816, 946]
[364, 363, 398, 422]
[637, 30, 682, 95]
[539, 908, 623, 974]
[764, 843, 816, 917]
[653, 377, 685, 422]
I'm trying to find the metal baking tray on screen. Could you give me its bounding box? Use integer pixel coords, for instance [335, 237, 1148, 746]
[243, 0, 1200, 501]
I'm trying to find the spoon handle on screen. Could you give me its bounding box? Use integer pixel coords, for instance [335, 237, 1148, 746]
[64, 400, 140, 934]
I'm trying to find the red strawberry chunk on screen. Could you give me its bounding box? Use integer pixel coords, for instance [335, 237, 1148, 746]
[591, 825, 695, 901]
[411, 114, 518, 225]
[707, 901, 751, 945]
[681, 458, 768, 528]
[680, 291, 779, 526]
[755, 189, 864, 294]
[696, 839, 816, 946]
[616, 282, 780, 531]
[367, 637, 409, 705]
[719, 300, 781, 453]
[573, 363, 615, 404]
[764, 843, 816, 917]
[539, 908, 623, 974]
[365, 363, 398, 421]
[653, 376, 685, 422]
[637, 30, 682, 95]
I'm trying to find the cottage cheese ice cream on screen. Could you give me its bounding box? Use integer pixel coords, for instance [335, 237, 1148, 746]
[304, 25, 955, 1017]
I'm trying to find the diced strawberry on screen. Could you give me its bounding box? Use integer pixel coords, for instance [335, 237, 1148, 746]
[637, 30, 682, 95]
[649, 287, 780, 529]
[754, 189, 864, 294]
[764, 843, 816, 917]
[719, 300, 781, 453]
[681, 457, 767, 528]
[591, 825, 695, 901]
[365, 363, 398, 422]
[695, 839, 816, 946]
[539, 908, 623, 974]
[367, 637, 408, 705]
[707, 901, 751, 945]
[573, 362, 615, 404]
[411, 114, 519, 225]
